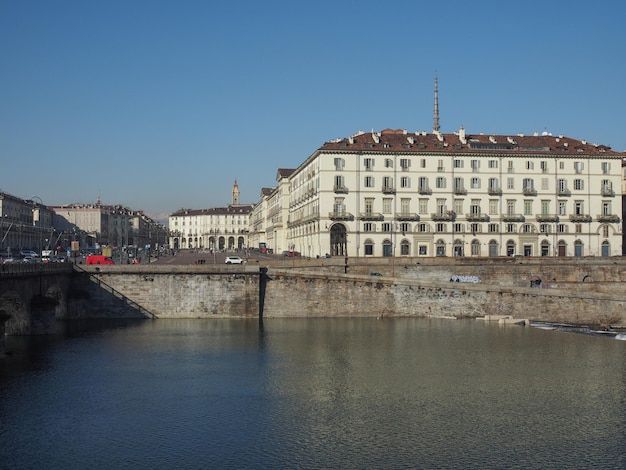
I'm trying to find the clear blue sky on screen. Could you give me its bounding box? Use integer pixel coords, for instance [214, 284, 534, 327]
[2, 0, 625, 221]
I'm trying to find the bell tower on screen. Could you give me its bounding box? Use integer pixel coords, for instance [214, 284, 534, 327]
[232, 179, 240, 205]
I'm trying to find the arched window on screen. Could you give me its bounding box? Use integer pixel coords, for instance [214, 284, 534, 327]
[471, 239, 481, 256]
[400, 239, 410, 256]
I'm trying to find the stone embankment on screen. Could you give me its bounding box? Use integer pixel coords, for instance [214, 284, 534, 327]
[69, 257, 626, 328]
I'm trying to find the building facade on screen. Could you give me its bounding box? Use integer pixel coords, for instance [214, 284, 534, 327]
[280, 128, 623, 258]
[0, 192, 54, 256]
[50, 202, 165, 254]
[169, 181, 253, 251]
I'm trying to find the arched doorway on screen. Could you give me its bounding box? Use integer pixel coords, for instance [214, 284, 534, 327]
[488, 240, 498, 257]
[601, 240, 610, 256]
[400, 239, 410, 256]
[173, 238, 180, 250]
[470, 239, 481, 256]
[558, 240, 567, 257]
[436, 239, 446, 256]
[574, 240, 584, 257]
[506, 240, 516, 256]
[453, 239, 464, 257]
[382, 239, 392, 257]
[330, 224, 347, 256]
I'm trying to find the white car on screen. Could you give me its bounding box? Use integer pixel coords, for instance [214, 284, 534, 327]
[225, 256, 244, 264]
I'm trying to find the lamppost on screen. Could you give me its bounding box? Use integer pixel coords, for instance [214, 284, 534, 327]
[31, 196, 44, 258]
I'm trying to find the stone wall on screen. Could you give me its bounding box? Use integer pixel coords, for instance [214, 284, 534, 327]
[67, 269, 259, 319]
[67, 260, 626, 328]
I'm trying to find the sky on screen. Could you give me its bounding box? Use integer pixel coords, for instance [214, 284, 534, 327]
[2, 0, 625, 222]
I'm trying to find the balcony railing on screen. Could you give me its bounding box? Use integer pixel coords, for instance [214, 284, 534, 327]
[359, 212, 384, 221]
[333, 185, 349, 194]
[453, 187, 468, 195]
[488, 187, 502, 196]
[431, 212, 456, 222]
[557, 188, 571, 197]
[522, 187, 537, 196]
[328, 211, 354, 221]
[569, 214, 592, 223]
[381, 186, 396, 194]
[536, 214, 559, 222]
[417, 186, 432, 195]
[596, 214, 620, 223]
[601, 187, 615, 197]
[395, 213, 420, 221]
[465, 213, 490, 222]
[502, 214, 525, 222]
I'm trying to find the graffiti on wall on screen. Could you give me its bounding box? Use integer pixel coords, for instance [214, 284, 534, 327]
[449, 275, 480, 283]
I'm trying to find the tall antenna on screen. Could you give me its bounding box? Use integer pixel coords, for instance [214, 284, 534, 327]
[433, 73, 440, 133]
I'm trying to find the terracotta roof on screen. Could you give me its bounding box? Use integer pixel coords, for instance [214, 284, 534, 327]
[320, 129, 626, 157]
[277, 168, 296, 179]
[170, 205, 253, 217]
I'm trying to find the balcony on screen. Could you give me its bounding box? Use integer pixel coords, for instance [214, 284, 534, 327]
[453, 187, 468, 195]
[502, 214, 525, 222]
[417, 186, 432, 195]
[557, 189, 571, 197]
[333, 185, 349, 194]
[431, 212, 456, 222]
[381, 186, 396, 194]
[601, 187, 615, 197]
[359, 212, 384, 221]
[465, 213, 490, 222]
[569, 214, 592, 223]
[488, 187, 502, 196]
[536, 214, 559, 223]
[522, 187, 537, 196]
[395, 213, 420, 221]
[328, 211, 354, 221]
[596, 214, 620, 223]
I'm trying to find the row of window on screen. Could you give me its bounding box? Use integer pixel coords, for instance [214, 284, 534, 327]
[334, 157, 614, 174]
[361, 239, 613, 257]
[357, 222, 612, 237]
[333, 198, 615, 217]
[335, 175, 614, 192]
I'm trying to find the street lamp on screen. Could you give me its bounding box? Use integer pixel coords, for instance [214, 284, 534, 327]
[31, 196, 44, 257]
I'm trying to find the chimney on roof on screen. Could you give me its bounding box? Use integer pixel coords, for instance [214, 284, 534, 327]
[458, 126, 466, 144]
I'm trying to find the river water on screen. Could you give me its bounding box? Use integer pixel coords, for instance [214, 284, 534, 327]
[1, 318, 624, 469]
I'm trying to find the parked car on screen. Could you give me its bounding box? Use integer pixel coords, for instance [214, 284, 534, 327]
[225, 256, 244, 264]
[20, 250, 39, 258]
[22, 256, 37, 264]
[286, 251, 300, 257]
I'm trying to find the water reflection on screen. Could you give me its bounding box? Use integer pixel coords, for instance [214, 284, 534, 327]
[1, 318, 624, 469]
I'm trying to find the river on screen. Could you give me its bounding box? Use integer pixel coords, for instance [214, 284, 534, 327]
[1, 318, 624, 469]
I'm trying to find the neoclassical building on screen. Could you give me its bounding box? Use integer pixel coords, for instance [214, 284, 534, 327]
[252, 127, 623, 258]
[169, 181, 253, 251]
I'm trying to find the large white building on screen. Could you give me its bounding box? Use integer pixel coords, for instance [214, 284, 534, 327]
[250, 128, 624, 258]
[169, 181, 254, 251]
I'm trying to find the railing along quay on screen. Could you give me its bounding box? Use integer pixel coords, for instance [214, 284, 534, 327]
[0, 262, 74, 277]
